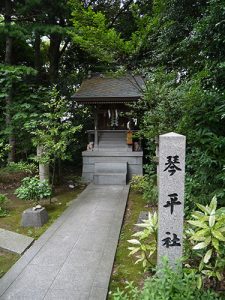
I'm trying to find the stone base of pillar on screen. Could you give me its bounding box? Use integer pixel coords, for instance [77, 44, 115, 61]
[21, 207, 48, 227]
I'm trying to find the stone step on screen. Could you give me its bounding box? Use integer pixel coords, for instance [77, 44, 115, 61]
[100, 132, 125, 135]
[98, 143, 128, 148]
[94, 173, 127, 185]
[98, 149, 129, 153]
[99, 137, 125, 141]
[98, 144, 127, 148]
[97, 149, 132, 153]
[99, 134, 126, 139]
[99, 139, 126, 143]
[94, 162, 127, 174]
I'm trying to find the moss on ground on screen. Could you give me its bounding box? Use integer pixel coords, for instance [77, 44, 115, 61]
[0, 186, 85, 278]
[108, 189, 151, 298]
[0, 250, 20, 278]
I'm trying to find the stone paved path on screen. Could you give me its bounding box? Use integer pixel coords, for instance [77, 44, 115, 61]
[0, 184, 129, 300]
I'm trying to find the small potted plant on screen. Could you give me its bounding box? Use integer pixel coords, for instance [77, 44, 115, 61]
[15, 176, 52, 227]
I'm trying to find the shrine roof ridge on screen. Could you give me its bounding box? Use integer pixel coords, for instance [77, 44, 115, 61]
[72, 73, 145, 103]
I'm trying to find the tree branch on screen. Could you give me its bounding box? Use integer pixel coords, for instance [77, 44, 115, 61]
[59, 39, 70, 57]
[108, 0, 134, 29]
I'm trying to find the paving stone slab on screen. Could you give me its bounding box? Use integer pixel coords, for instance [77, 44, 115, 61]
[0, 184, 130, 300]
[0, 228, 34, 255]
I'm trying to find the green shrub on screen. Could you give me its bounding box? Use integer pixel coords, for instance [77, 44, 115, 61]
[112, 262, 221, 300]
[126, 195, 225, 290]
[130, 174, 157, 205]
[185, 196, 225, 288]
[128, 211, 157, 270]
[15, 176, 51, 205]
[4, 162, 37, 174]
[0, 194, 9, 217]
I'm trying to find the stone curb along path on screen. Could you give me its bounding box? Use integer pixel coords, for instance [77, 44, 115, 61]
[0, 184, 130, 300]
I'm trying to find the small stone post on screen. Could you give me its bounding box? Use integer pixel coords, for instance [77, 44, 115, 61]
[157, 132, 186, 267]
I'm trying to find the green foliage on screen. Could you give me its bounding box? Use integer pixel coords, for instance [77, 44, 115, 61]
[0, 65, 40, 158]
[112, 261, 221, 300]
[108, 190, 148, 297]
[186, 196, 225, 287]
[130, 175, 147, 193]
[0, 142, 10, 163]
[130, 174, 157, 205]
[128, 0, 225, 212]
[25, 86, 82, 165]
[133, 67, 225, 209]
[128, 211, 157, 270]
[126, 196, 225, 290]
[0, 194, 9, 217]
[15, 176, 52, 205]
[3, 162, 37, 174]
[69, 1, 129, 63]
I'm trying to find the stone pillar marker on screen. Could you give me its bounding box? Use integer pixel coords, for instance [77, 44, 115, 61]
[157, 132, 186, 267]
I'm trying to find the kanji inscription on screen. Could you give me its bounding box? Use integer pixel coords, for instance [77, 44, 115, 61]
[157, 132, 186, 267]
[164, 155, 181, 176]
[163, 193, 181, 215]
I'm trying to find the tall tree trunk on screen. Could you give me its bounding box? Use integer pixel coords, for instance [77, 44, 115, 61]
[37, 146, 49, 181]
[34, 31, 41, 76]
[5, 0, 15, 162]
[49, 33, 61, 83]
[48, 33, 62, 179]
[34, 35, 50, 181]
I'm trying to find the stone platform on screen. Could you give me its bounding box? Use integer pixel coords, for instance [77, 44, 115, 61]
[82, 151, 143, 183]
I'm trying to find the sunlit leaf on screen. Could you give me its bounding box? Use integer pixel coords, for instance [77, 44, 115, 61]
[193, 242, 208, 250]
[203, 248, 212, 263]
[187, 220, 208, 229]
[127, 239, 141, 245]
[212, 230, 225, 241]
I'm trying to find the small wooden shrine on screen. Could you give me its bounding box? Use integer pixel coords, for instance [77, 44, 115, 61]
[73, 73, 144, 185]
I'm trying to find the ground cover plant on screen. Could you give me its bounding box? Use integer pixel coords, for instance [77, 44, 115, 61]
[0, 162, 37, 188]
[112, 194, 225, 299]
[112, 261, 221, 300]
[185, 196, 225, 289]
[128, 211, 157, 270]
[108, 188, 153, 298]
[15, 176, 52, 206]
[0, 194, 9, 217]
[130, 174, 158, 206]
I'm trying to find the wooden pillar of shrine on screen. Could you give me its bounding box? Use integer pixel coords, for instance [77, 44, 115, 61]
[94, 106, 98, 150]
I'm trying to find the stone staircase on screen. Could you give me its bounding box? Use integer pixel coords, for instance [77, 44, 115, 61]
[93, 131, 129, 184]
[98, 131, 131, 152]
[82, 130, 143, 183]
[94, 162, 127, 185]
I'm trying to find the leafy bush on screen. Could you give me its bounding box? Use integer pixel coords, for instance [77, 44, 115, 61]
[0, 194, 9, 217]
[130, 174, 157, 205]
[185, 196, 225, 288]
[128, 211, 157, 270]
[112, 262, 221, 300]
[132, 68, 225, 211]
[0, 142, 10, 164]
[15, 176, 51, 205]
[127, 195, 225, 290]
[4, 162, 37, 174]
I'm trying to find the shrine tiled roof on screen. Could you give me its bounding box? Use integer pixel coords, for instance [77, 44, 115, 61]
[72, 74, 145, 104]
